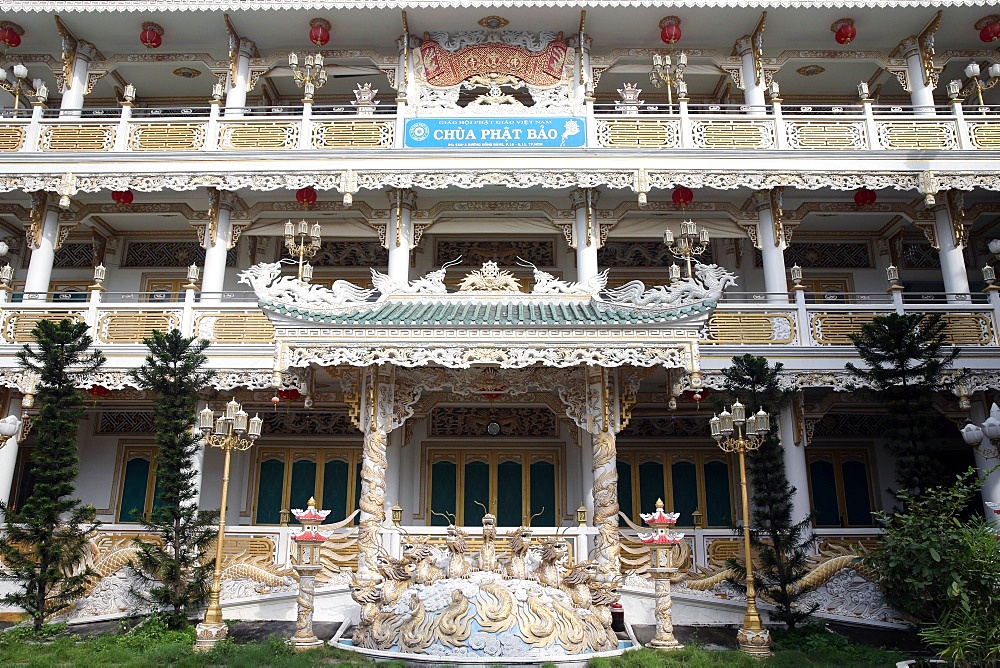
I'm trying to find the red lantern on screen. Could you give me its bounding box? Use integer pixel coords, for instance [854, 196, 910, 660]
[140, 22, 164, 49]
[854, 187, 877, 207]
[0, 24, 22, 50]
[87, 385, 111, 398]
[659, 17, 682, 45]
[832, 19, 856, 45]
[111, 190, 134, 205]
[309, 18, 331, 47]
[981, 21, 1000, 43]
[278, 388, 302, 402]
[296, 186, 318, 209]
[671, 185, 693, 207]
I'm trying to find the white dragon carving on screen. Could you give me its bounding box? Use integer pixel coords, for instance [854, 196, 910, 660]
[600, 262, 737, 308]
[238, 260, 376, 309]
[370, 257, 463, 296]
[517, 257, 608, 296]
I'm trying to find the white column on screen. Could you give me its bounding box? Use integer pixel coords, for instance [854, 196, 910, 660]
[736, 37, 766, 114]
[571, 188, 600, 283]
[571, 32, 597, 147]
[778, 405, 811, 527]
[59, 41, 97, 113]
[223, 39, 254, 117]
[23, 195, 60, 300]
[578, 426, 594, 561]
[385, 189, 416, 286]
[902, 38, 936, 115]
[201, 190, 235, 301]
[754, 191, 788, 304]
[932, 196, 971, 301]
[0, 396, 22, 508]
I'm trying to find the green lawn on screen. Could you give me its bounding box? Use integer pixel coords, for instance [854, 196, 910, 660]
[0, 620, 912, 667]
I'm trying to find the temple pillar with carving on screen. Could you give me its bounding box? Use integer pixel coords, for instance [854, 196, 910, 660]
[59, 41, 96, 112]
[752, 189, 789, 304]
[23, 192, 62, 301]
[0, 394, 22, 511]
[900, 37, 936, 116]
[571, 188, 600, 283]
[969, 400, 1000, 514]
[386, 189, 416, 287]
[932, 191, 971, 301]
[224, 38, 255, 117]
[200, 189, 236, 301]
[356, 365, 395, 578]
[736, 36, 766, 114]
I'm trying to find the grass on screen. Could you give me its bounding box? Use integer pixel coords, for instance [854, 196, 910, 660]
[0, 619, 911, 667]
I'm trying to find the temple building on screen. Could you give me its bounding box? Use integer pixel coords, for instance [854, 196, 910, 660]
[0, 0, 998, 631]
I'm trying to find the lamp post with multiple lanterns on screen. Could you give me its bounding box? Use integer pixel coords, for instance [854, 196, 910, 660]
[284, 219, 322, 282]
[289, 51, 328, 101]
[194, 399, 263, 651]
[709, 401, 772, 657]
[663, 219, 710, 280]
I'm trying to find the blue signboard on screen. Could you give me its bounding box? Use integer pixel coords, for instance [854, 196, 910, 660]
[405, 117, 586, 149]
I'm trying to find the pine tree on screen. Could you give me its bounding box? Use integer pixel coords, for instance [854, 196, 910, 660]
[721, 353, 818, 629]
[0, 318, 105, 631]
[128, 329, 217, 629]
[846, 312, 959, 496]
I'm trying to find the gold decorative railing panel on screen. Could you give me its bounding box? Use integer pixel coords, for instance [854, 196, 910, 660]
[703, 312, 796, 344]
[784, 121, 866, 150]
[195, 311, 275, 343]
[1, 311, 84, 343]
[690, 120, 775, 148]
[128, 123, 206, 151]
[96, 311, 180, 343]
[876, 121, 957, 150]
[0, 125, 26, 151]
[594, 119, 680, 147]
[810, 312, 879, 345]
[312, 120, 393, 148]
[218, 122, 299, 150]
[968, 122, 1000, 150]
[940, 313, 995, 345]
[38, 124, 116, 152]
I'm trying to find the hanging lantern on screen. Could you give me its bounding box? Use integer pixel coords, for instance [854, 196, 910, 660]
[979, 20, 1000, 43]
[832, 19, 856, 45]
[296, 186, 318, 209]
[0, 22, 24, 50]
[671, 185, 693, 207]
[140, 22, 164, 49]
[659, 16, 682, 45]
[278, 388, 302, 402]
[111, 190, 134, 205]
[309, 18, 331, 47]
[87, 385, 111, 399]
[854, 187, 877, 207]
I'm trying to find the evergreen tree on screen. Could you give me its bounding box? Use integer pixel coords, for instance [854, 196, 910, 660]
[846, 312, 959, 496]
[0, 318, 105, 632]
[721, 354, 817, 629]
[128, 329, 217, 629]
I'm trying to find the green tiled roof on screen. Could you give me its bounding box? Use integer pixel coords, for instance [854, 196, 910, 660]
[261, 297, 716, 326]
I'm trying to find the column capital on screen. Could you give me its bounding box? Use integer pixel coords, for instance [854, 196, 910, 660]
[384, 188, 417, 211]
[569, 187, 600, 209]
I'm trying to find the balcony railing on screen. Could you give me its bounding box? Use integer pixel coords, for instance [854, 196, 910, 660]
[2, 98, 999, 154]
[0, 288, 996, 350]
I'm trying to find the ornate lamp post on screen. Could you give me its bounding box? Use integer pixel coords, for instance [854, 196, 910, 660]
[640, 498, 684, 650]
[663, 219, 710, 279]
[289, 497, 331, 650]
[947, 60, 1000, 108]
[288, 51, 328, 101]
[649, 50, 687, 106]
[709, 401, 772, 657]
[194, 399, 264, 651]
[0, 62, 47, 110]
[284, 219, 322, 281]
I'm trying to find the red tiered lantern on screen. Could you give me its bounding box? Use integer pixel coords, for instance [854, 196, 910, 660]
[980, 20, 1000, 43]
[659, 16, 682, 45]
[0, 22, 23, 50]
[671, 185, 693, 208]
[140, 22, 164, 49]
[832, 18, 856, 45]
[309, 18, 331, 47]
[87, 385, 111, 399]
[111, 190, 134, 205]
[854, 187, 877, 207]
[296, 186, 318, 209]
[277, 388, 301, 402]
